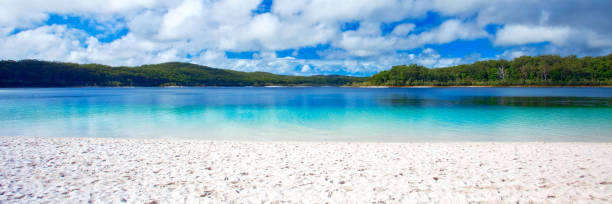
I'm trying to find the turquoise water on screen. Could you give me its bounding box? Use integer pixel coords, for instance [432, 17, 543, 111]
[1, 87, 611, 141]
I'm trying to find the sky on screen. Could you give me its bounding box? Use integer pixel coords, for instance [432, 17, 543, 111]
[0, 0, 611, 76]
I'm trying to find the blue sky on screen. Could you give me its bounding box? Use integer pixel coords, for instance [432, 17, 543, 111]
[0, 0, 611, 76]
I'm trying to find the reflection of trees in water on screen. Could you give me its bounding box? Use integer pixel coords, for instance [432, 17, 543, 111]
[375, 94, 440, 107]
[465, 97, 612, 107]
[379, 95, 612, 108]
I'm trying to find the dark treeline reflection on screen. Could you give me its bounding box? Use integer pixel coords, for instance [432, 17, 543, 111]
[381, 96, 612, 108]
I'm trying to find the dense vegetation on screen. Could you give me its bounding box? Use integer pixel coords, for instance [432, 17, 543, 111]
[0, 60, 365, 87]
[368, 54, 612, 86]
[1, 54, 611, 87]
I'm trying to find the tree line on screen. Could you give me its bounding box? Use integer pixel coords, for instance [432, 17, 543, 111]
[0, 60, 365, 87]
[1, 54, 611, 87]
[367, 54, 612, 86]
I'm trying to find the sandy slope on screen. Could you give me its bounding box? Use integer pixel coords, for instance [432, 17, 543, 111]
[1, 137, 611, 203]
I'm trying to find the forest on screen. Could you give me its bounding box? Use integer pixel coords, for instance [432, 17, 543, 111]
[1, 54, 611, 87]
[368, 54, 612, 86]
[0, 60, 365, 87]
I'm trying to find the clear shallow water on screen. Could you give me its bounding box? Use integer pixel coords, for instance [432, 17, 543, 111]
[1, 87, 611, 142]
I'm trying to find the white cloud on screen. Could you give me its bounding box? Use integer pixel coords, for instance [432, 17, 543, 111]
[209, 0, 260, 24]
[431, 0, 490, 16]
[127, 10, 163, 38]
[391, 23, 415, 36]
[584, 31, 612, 48]
[0, 0, 175, 29]
[187, 47, 467, 76]
[0, 25, 85, 61]
[414, 48, 462, 68]
[248, 14, 280, 41]
[0, 0, 611, 75]
[158, 0, 205, 40]
[254, 51, 277, 59]
[420, 20, 487, 43]
[335, 21, 394, 56]
[496, 47, 538, 60]
[500, 50, 527, 60]
[397, 19, 488, 49]
[300, 64, 312, 73]
[337, 32, 395, 57]
[335, 19, 489, 57]
[273, 0, 426, 23]
[198, 49, 225, 62]
[494, 25, 571, 46]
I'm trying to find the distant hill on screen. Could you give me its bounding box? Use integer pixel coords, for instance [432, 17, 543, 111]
[0, 60, 366, 87]
[2, 54, 611, 87]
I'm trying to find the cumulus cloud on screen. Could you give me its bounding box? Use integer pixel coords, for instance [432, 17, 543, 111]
[398, 19, 488, 49]
[0, 0, 611, 75]
[158, 0, 206, 40]
[494, 25, 571, 46]
[337, 22, 395, 57]
[187, 47, 466, 76]
[77, 34, 184, 66]
[0, 0, 175, 29]
[391, 23, 415, 36]
[0, 25, 85, 61]
[412, 48, 462, 68]
[497, 47, 538, 60]
[300, 64, 312, 73]
[336, 19, 488, 57]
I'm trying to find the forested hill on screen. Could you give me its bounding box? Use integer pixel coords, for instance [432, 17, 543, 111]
[368, 54, 612, 86]
[0, 60, 366, 87]
[2, 54, 612, 87]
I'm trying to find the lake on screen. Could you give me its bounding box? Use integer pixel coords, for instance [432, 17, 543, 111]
[1, 87, 611, 141]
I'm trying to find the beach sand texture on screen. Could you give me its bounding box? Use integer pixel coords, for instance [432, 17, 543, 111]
[1, 137, 611, 203]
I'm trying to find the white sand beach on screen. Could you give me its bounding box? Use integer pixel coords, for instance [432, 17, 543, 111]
[1, 137, 611, 203]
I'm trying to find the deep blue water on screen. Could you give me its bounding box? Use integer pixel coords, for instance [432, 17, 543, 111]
[1, 87, 611, 141]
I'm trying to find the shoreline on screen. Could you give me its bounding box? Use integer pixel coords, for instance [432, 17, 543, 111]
[1, 85, 611, 88]
[357, 85, 612, 88]
[2, 136, 611, 202]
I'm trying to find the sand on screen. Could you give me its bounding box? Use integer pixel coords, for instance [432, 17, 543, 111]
[1, 136, 611, 203]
